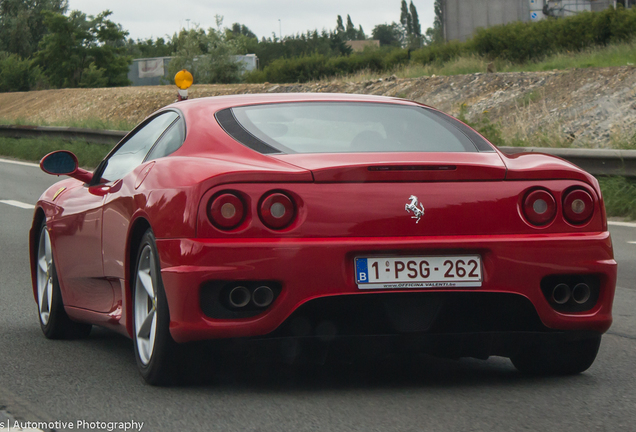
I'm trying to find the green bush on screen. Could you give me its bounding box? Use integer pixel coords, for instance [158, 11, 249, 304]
[411, 40, 468, 65]
[0, 52, 42, 92]
[472, 6, 636, 63]
[251, 47, 410, 84]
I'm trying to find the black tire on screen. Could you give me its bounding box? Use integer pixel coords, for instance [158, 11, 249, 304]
[132, 229, 180, 385]
[36, 220, 92, 339]
[511, 334, 601, 375]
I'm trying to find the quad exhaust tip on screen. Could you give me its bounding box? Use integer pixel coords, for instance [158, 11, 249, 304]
[228, 286, 251, 308]
[552, 283, 571, 305]
[572, 283, 591, 305]
[252, 285, 274, 308]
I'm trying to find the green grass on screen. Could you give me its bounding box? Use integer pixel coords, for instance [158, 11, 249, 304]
[344, 39, 636, 81]
[0, 137, 111, 168]
[598, 176, 636, 220]
[0, 117, 135, 131]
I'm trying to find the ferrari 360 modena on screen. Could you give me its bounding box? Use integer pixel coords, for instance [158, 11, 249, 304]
[30, 93, 616, 384]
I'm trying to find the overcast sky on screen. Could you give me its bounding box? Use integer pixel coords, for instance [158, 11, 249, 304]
[67, 0, 436, 41]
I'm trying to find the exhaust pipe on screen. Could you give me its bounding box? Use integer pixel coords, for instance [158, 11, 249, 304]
[552, 283, 571, 305]
[228, 286, 251, 308]
[572, 283, 591, 304]
[252, 285, 274, 308]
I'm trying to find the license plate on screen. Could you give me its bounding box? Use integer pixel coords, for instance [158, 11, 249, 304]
[355, 256, 482, 289]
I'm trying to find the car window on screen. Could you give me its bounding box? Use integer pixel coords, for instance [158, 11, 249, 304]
[224, 103, 481, 154]
[145, 117, 185, 162]
[100, 112, 179, 182]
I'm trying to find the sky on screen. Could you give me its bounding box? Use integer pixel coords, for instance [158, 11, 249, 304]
[66, 0, 436, 42]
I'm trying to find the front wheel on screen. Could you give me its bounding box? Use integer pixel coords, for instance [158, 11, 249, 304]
[36, 221, 92, 339]
[132, 229, 179, 385]
[510, 335, 601, 375]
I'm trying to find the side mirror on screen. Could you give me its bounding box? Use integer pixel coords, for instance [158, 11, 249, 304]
[40, 151, 93, 183]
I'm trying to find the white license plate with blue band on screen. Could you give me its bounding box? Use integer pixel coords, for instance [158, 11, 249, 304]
[355, 256, 482, 289]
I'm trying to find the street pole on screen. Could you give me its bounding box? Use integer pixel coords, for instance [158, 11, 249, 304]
[279, 19, 282, 41]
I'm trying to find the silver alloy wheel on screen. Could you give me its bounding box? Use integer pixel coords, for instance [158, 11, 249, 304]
[134, 244, 158, 365]
[36, 227, 54, 325]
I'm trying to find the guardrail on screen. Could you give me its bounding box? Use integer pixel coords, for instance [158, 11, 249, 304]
[0, 125, 125, 145]
[2, 125, 635, 177]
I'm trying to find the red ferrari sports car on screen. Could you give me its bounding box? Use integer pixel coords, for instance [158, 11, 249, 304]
[30, 93, 616, 384]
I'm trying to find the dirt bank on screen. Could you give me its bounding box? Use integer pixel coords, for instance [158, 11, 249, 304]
[1, 66, 634, 147]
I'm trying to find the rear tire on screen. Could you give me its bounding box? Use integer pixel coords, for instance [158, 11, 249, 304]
[511, 335, 601, 375]
[132, 229, 179, 385]
[36, 220, 92, 339]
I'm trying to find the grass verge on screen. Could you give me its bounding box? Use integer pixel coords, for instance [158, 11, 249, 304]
[0, 137, 111, 169]
[340, 39, 636, 82]
[0, 117, 135, 131]
[598, 176, 636, 220]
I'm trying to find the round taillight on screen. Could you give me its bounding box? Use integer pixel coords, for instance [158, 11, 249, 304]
[563, 189, 594, 225]
[523, 189, 556, 226]
[259, 192, 295, 229]
[208, 193, 245, 230]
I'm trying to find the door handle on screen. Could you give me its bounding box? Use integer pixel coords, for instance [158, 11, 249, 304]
[88, 180, 122, 196]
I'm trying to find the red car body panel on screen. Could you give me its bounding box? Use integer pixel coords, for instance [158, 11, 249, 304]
[29, 93, 617, 345]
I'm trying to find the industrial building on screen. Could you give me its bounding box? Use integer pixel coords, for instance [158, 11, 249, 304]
[444, 0, 621, 42]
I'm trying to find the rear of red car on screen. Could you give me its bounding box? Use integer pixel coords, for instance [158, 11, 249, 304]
[156, 97, 616, 374]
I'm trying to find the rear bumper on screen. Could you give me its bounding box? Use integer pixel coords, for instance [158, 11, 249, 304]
[156, 232, 616, 343]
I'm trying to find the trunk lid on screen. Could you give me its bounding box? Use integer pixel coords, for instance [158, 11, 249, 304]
[273, 152, 506, 182]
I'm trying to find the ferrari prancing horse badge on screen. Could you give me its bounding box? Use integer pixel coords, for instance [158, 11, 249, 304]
[405, 195, 425, 223]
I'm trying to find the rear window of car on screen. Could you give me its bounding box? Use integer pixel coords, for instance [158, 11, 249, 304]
[216, 102, 493, 154]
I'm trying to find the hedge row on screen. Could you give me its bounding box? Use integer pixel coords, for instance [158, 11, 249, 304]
[473, 6, 636, 62]
[247, 6, 636, 84]
[244, 48, 410, 83]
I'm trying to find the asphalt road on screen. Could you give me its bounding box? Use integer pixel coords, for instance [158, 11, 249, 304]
[0, 158, 635, 432]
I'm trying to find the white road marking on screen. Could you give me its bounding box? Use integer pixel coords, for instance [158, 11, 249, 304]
[0, 157, 39, 168]
[608, 221, 636, 228]
[0, 200, 35, 210]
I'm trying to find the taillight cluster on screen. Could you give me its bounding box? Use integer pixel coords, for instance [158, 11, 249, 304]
[522, 187, 595, 227]
[207, 190, 297, 231]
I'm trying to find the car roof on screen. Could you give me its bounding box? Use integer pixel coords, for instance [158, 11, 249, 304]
[170, 93, 422, 114]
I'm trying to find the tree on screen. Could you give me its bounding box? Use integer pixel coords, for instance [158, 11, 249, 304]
[229, 23, 256, 39]
[167, 16, 243, 84]
[336, 15, 345, 34]
[346, 14, 356, 40]
[0, 0, 68, 58]
[126, 37, 175, 58]
[410, 1, 422, 39]
[0, 51, 43, 91]
[343, 14, 365, 41]
[372, 23, 403, 47]
[36, 10, 131, 88]
[357, 25, 366, 41]
[425, 0, 445, 45]
[400, 0, 413, 37]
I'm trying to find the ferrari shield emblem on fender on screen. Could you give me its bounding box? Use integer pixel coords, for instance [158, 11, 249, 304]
[405, 195, 425, 223]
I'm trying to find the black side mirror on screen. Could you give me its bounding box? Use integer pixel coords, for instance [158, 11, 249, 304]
[40, 151, 93, 183]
